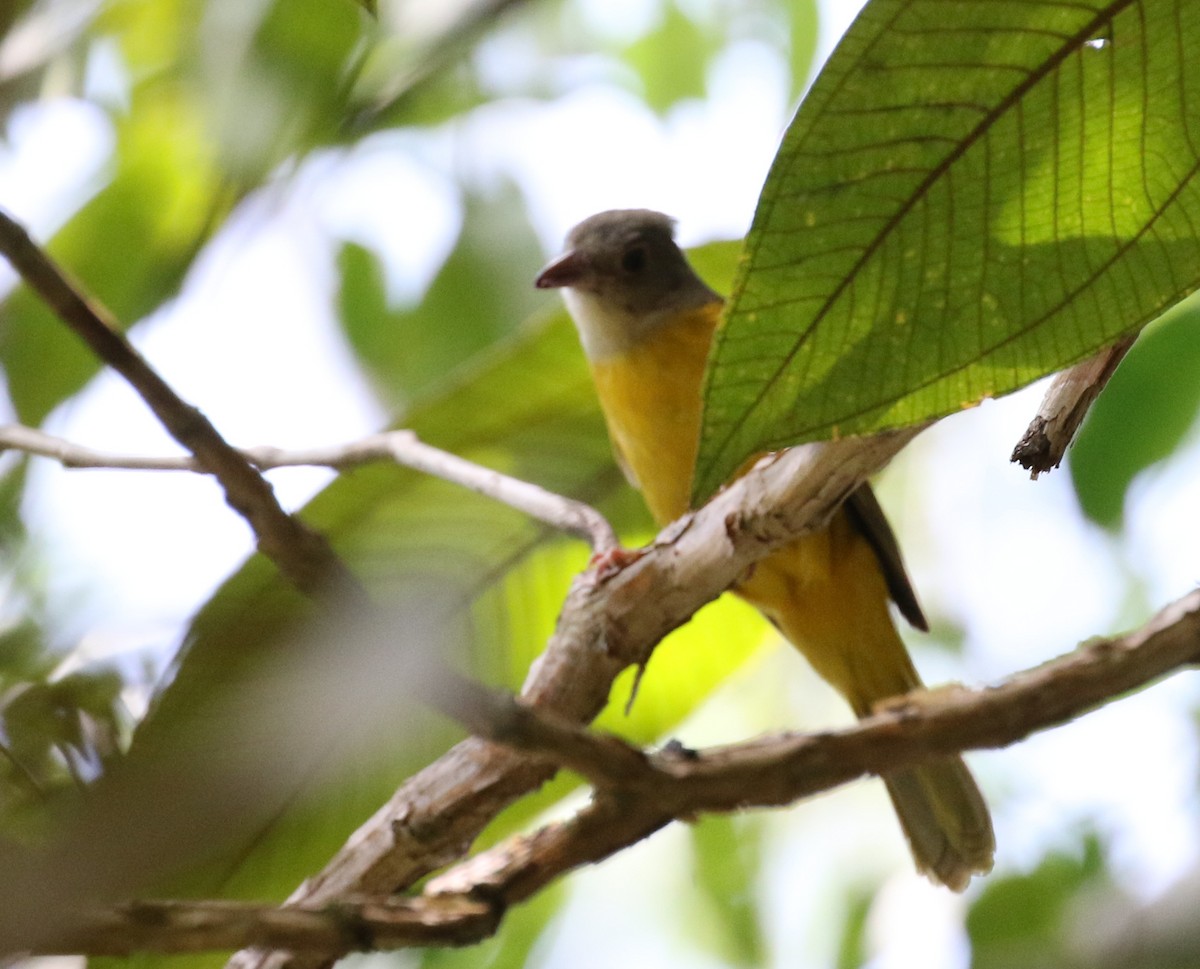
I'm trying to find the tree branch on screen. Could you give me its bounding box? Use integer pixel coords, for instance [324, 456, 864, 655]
[428, 588, 1200, 903]
[1, 193, 1172, 967]
[0, 423, 618, 553]
[1011, 334, 1138, 477]
[224, 428, 924, 969]
[0, 209, 356, 598]
[38, 588, 1200, 958]
[38, 896, 498, 957]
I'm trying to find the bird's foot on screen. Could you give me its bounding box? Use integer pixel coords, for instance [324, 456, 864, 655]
[589, 545, 645, 581]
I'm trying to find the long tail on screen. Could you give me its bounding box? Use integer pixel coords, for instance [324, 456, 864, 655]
[882, 757, 994, 891]
[736, 518, 995, 889]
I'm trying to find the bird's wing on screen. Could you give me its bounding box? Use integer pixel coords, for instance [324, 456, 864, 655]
[844, 484, 929, 632]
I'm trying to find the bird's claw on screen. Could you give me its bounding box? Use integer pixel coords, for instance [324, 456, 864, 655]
[589, 545, 645, 581]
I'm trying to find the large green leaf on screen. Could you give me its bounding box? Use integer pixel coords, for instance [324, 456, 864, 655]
[686, 815, 767, 967]
[1069, 294, 1200, 527]
[695, 0, 1200, 499]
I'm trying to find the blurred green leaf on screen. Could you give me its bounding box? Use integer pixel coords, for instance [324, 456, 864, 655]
[787, 0, 820, 102]
[337, 185, 545, 408]
[688, 238, 742, 295]
[696, 0, 1200, 499]
[353, 57, 488, 130]
[0, 0, 31, 40]
[103, 0, 366, 179]
[1069, 297, 1200, 528]
[342, 0, 522, 133]
[2, 667, 121, 787]
[0, 89, 224, 425]
[968, 835, 1106, 969]
[833, 884, 874, 969]
[246, 0, 367, 153]
[98, 0, 196, 77]
[4, 684, 65, 765]
[0, 619, 47, 685]
[624, 3, 716, 113]
[0, 0, 95, 123]
[687, 814, 767, 967]
[126, 310, 608, 907]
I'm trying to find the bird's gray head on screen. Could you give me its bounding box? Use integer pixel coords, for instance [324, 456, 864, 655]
[535, 209, 719, 358]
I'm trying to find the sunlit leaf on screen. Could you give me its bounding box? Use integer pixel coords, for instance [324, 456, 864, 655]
[0, 89, 224, 425]
[968, 835, 1106, 969]
[1069, 295, 1200, 528]
[833, 884, 874, 969]
[787, 0, 820, 102]
[695, 0, 1200, 499]
[337, 186, 545, 408]
[98, 0, 196, 76]
[624, 3, 716, 114]
[687, 814, 767, 967]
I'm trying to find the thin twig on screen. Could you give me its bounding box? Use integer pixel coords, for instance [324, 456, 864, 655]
[0, 210, 358, 599]
[1011, 334, 1138, 477]
[0, 424, 619, 553]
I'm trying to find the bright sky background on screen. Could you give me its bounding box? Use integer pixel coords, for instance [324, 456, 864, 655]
[4, 1, 1200, 967]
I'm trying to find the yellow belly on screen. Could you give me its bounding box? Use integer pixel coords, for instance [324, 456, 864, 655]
[588, 304, 717, 526]
[587, 300, 917, 707]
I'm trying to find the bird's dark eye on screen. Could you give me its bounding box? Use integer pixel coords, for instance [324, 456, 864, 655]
[621, 246, 647, 273]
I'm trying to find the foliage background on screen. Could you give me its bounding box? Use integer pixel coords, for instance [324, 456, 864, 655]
[1, 0, 1200, 967]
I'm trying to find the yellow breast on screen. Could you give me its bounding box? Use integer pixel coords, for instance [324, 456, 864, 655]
[588, 302, 721, 525]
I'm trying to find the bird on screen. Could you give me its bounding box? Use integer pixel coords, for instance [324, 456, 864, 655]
[535, 208, 994, 890]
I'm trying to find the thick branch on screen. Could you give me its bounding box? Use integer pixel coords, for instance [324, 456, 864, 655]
[40, 897, 497, 957]
[1011, 335, 1138, 477]
[0, 424, 618, 553]
[42, 588, 1200, 957]
[0, 210, 355, 598]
